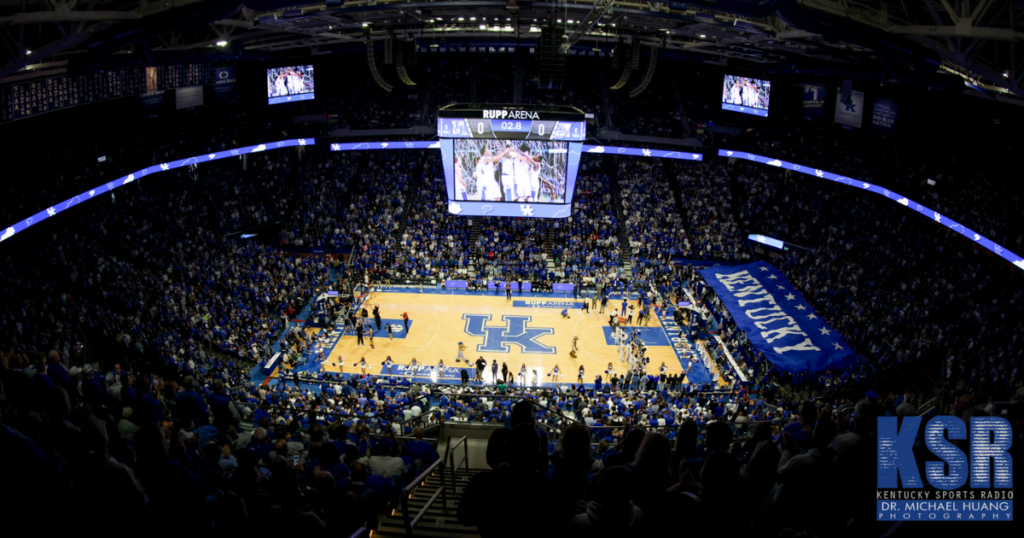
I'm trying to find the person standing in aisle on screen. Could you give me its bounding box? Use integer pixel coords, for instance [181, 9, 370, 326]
[475, 357, 487, 383]
[356, 324, 365, 346]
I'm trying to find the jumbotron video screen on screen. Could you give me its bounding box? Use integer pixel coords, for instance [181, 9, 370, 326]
[453, 139, 569, 204]
[439, 105, 585, 219]
[721, 74, 771, 117]
[267, 65, 315, 105]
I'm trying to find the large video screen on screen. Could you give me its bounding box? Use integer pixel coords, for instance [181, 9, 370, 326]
[721, 75, 770, 117]
[440, 138, 581, 218]
[453, 139, 569, 203]
[267, 65, 314, 105]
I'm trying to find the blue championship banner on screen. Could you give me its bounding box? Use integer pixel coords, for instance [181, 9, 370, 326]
[698, 261, 856, 373]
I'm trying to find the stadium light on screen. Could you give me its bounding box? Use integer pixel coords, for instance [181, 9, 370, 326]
[480, 24, 486, 29]
[1004, 72, 1010, 78]
[216, 41, 228, 46]
[470, 17, 476, 21]
[25, 50, 31, 55]
[362, 22, 369, 27]
[699, 34, 706, 38]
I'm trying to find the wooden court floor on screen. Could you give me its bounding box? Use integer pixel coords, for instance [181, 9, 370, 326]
[314, 291, 696, 384]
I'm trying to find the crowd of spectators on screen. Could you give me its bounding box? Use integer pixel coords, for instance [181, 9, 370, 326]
[675, 161, 748, 261]
[4, 74, 1024, 536]
[735, 162, 830, 246]
[555, 159, 621, 276]
[277, 152, 357, 249]
[618, 158, 686, 280]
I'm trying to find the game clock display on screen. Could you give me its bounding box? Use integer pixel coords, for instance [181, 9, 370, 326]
[437, 117, 586, 141]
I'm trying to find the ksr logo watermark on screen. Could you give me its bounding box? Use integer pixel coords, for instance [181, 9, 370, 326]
[877, 416, 1014, 521]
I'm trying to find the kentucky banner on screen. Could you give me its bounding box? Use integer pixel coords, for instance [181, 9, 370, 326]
[698, 261, 856, 373]
[834, 88, 864, 128]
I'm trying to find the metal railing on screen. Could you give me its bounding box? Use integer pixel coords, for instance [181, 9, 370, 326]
[446, 435, 470, 489]
[400, 454, 448, 536]
[347, 528, 368, 538]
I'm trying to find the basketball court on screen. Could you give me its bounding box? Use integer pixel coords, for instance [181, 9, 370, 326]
[274, 288, 723, 387]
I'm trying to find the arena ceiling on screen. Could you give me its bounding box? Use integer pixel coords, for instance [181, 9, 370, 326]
[2, 0, 1023, 98]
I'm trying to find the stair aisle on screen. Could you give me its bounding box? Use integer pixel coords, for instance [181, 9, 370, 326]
[374, 468, 487, 538]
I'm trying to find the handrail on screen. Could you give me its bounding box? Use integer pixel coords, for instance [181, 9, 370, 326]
[400, 455, 448, 536]
[447, 435, 469, 490]
[346, 528, 368, 538]
[404, 456, 445, 494]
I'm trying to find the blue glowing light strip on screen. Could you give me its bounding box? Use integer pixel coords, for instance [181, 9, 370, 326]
[0, 138, 314, 245]
[329, 141, 441, 151]
[582, 145, 704, 160]
[719, 149, 1024, 272]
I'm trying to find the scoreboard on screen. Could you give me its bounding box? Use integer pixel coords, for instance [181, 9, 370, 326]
[438, 104, 585, 219]
[437, 117, 586, 141]
[437, 104, 587, 141]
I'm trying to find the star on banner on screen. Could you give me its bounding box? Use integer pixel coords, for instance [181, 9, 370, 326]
[819, 327, 831, 336]
[832, 342, 843, 350]
[794, 305, 807, 311]
[768, 275, 778, 280]
[784, 293, 796, 301]
[777, 285, 785, 290]
[807, 314, 817, 320]
[759, 267, 769, 271]
[299, 139, 307, 146]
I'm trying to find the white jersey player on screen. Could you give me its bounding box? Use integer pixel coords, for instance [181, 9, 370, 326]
[729, 81, 742, 105]
[275, 73, 288, 97]
[512, 144, 533, 201]
[500, 145, 517, 201]
[455, 156, 469, 200]
[474, 148, 502, 201]
[529, 151, 542, 201]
